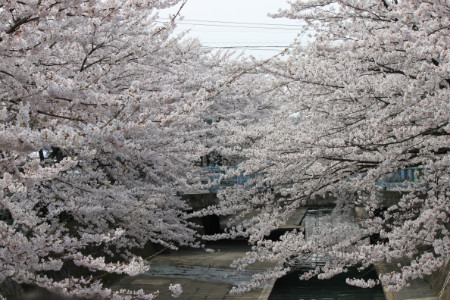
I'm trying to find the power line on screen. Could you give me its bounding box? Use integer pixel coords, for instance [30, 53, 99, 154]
[202, 45, 292, 52]
[203, 48, 285, 52]
[160, 18, 300, 27]
[158, 19, 300, 30]
[157, 21, 299, 30]
[203, 45, 290, 48]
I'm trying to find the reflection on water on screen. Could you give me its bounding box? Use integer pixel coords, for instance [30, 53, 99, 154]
[269, 208, 385, 300]
[269, 266, 385, 300]
[294, 208, 361, 269]
[302, 208, 359, 240]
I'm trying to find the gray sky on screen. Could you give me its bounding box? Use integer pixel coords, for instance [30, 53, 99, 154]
[161, 0, 301, 58]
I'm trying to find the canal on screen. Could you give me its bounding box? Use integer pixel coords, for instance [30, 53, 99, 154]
[111, 208, 387, 299]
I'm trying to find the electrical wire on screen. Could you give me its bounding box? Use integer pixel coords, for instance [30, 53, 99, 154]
[202, 46, 292, 52]
[157, 18, 298, 55]
[157, 18, 300, 30]
[202, 45, 290, 49]
[157, 21, 300, 30]
[160, 18, 300, 27]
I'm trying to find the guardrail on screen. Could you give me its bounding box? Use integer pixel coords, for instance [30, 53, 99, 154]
[179, 166, 423, 195]
[201, 165, 260, 193]
[376, 168, 422, 190]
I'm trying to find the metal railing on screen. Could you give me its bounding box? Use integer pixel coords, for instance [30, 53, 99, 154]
[179, 166, 423, 195]
[376, 168, 423, 190]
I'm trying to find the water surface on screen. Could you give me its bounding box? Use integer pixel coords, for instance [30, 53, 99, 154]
[269, 208, 385, 300]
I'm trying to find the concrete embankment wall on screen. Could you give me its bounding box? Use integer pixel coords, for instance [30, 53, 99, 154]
[425, 262, 449, 300]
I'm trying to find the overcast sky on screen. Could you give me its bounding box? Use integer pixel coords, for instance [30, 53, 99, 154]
[161, 0, 301, 58]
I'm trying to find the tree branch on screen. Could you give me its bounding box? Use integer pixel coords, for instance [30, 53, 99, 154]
[6, 16, 40, 34]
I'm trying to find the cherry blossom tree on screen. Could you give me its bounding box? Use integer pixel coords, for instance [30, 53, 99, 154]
[0, 0, 226, 298]
[209, 0, 449, 293]
[1, 0, 448, 297]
